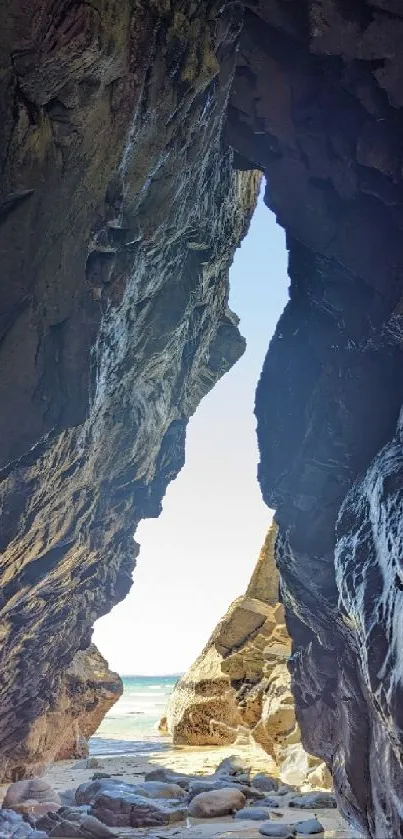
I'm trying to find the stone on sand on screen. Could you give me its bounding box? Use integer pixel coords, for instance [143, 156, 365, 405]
[259, 824, 295, 837]
[3, 780, 60, 816]
[252, 773, 279, 793]
[234, 806, 272, 820]
[189, 779, 262, 800]
[91, 788, 187, 828]
[289, 792, 336, 809]
[0, 810, 47, 839]
[49, 814, 117, 838]
[214, 755, 250, 780]
[129, 781, 187, 800]
[294, 817, 324, 834]
[76, 778, 185, 807]
[188, 788, 246, 818]
[144, 768, 193, 790]
[258, 796, 280, 807]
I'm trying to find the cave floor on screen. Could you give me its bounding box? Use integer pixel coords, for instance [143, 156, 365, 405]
[29, 747, 362, 839]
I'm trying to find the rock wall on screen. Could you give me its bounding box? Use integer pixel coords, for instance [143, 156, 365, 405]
[2, 1, 403, 835]
[9, 644, 122, 779]
[232, 2, 403, 835]
[0, 0, 260, 780]
[166, 526, 330, 789]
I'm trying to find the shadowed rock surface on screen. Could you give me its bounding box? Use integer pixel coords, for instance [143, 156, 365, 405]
[0, 641, 121, 777]
[2, 1, 403, 836]
[53, 645, 122, 762]
[166, 525, 328, 788]
[0, 0, 259, 782]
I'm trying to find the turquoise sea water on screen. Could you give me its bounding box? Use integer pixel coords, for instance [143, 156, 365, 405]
[89, 675, 179, 757]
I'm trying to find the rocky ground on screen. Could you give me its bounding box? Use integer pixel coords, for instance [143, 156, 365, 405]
[0, 748, 358, 839]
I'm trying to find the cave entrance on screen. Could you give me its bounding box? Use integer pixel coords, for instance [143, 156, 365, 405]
[91, 182, 288, 757]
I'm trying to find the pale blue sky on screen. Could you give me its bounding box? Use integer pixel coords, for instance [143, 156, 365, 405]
[93, 187, 289, 675]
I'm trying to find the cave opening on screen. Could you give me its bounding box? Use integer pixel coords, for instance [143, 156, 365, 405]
[91, 184, 288, 755]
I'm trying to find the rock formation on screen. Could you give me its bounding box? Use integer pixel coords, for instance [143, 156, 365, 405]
[53, 645, 122, 762]
[2, 1, 403, 835]
[0, 0, 259, 781]
[0, 645, 121, 780]
[166, 525, 329, 789]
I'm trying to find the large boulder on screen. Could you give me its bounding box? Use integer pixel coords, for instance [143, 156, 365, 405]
[3, 780, 60, 817]
[0, 810, 47, 839]
[76, 779, 186, 806]
[165, 525, 329, 788]
[188, 788, 246, 818]
[91, 789, 187, 828]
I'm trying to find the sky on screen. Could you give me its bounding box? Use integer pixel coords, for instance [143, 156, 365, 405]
[93, 185, 289, 676]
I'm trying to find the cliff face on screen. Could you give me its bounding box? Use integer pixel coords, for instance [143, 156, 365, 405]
[166, 525, 329, 789]
[12, 645, 122, 776]
[2, 1, 403, 835]
[0, 0, 259, 780]
[236, 2, 403, 836]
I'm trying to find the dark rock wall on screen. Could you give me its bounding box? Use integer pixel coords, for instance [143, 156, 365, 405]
[231, 2, 403, 836]
[0, 0, 259, 781]
[2, 0, 403, 835]
[22, 644, 122, 769]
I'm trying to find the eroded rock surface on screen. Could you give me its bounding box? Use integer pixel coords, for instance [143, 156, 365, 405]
[2, 1, 403, 836]
[0, 0, 259, 782]
[166, 526, 327, 788]
[236, 2, 403, 836]
[47, 645, 122, 764]
[0, 645, 120, 778]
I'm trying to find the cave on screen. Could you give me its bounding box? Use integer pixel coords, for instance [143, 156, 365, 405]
[1, 1, 403, 836]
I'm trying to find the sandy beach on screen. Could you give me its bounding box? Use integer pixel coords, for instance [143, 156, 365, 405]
[1, 743, 359, 839]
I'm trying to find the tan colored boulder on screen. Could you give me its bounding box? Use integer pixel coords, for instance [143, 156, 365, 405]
[3, 779, 61, 816]
[165, 523, 330, 789]
[10, 801, 60, 818]
[188, 788, 246, 818]
[3, 779, 61, 807]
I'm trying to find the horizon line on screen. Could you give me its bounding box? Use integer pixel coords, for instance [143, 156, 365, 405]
[119, 672, 184, 678]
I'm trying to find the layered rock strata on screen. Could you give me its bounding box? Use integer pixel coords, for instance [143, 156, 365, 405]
[0, 0, 259, 780]
[232, 3, 403, 835]
[53, 645, 122, 762]
[1, 1, 403, 835]
[0, 645, 121, 780]
[166, 526, 329, 789]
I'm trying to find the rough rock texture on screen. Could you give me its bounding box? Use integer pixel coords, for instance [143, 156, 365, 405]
[0, 810, 47, 839]
[0, 0, 259, 781]
[0, 645, 120, 778]
[53, 645, 122, 761]
[91, 789, 187, 828]
[2, 1, 403, 835]
[187, 788, 246, 818]
[166, 526, 328, 788]
[236, 2, 403, 836]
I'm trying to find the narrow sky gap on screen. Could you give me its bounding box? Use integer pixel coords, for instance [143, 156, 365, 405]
[93, 186, 289, 676]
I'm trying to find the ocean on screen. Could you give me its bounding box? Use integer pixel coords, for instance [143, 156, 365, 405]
[89, 675, 179, 757]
